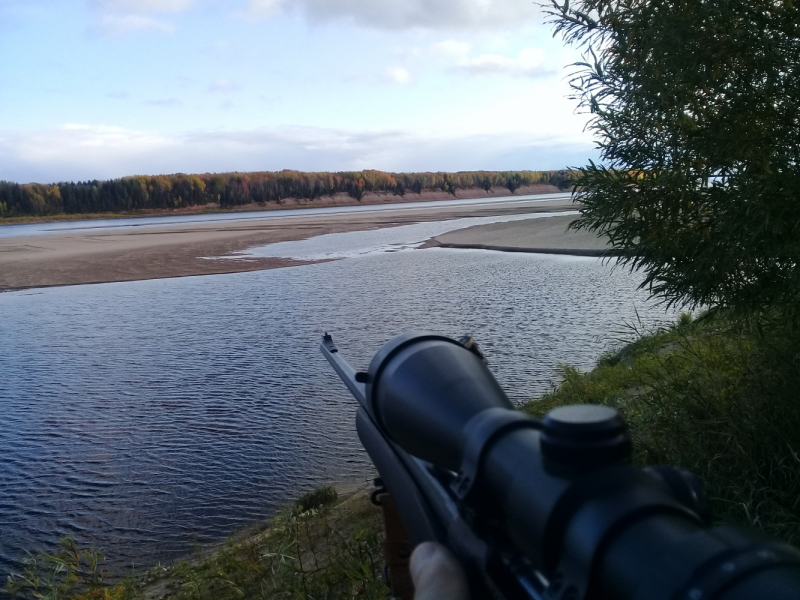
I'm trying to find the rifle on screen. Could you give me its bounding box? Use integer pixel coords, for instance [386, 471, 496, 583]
[321, 332, 800, 600]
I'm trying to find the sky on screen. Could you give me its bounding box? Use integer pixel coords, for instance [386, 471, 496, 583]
[0, 0, 597, 183]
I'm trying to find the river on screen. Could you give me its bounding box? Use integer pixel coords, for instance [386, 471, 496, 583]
[0, 217, 674, 575]
[0, 192, 570, 239]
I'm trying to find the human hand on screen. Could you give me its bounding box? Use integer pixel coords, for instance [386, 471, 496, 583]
[409, 541, 471, 600]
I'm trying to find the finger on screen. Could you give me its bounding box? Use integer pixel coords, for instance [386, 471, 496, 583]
[410, 541, 470, 600]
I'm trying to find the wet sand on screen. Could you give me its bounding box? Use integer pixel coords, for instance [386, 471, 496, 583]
[430, 214, 608, 256]
[0, 198, 575, 292]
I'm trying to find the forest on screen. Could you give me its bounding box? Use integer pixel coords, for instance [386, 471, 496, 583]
[0, 169, 572, 217]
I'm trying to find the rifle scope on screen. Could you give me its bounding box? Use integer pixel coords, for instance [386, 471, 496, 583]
[363, 332, 800, 600]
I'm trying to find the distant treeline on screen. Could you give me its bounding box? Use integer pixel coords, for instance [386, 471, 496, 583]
[0, 170, 573, 217]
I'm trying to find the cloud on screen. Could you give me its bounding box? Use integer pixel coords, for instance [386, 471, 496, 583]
[90, 0, 194, 36]
[430, 40, 471, 57]
[384, 67, 411, 85]
[144, 98, 182, 106]
[455, 47, 549, 78]
[100, 0, 193, 11]
[241, 0, 539, 30]
[208, 78, 239, 92]
[0, 124, 596, 183]
[244, 0, 282, 18]
[94, 13, 174, 34]
[0, 125, 174, 181]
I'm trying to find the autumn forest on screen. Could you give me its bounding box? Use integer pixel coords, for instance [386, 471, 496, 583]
[0, 169, 572, 218]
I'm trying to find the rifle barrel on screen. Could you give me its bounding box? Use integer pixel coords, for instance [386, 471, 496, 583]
[320, 333, 367, 408]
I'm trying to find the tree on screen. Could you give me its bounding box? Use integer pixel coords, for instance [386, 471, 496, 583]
[549, 0, 800, 318]
[1, 170, 571, 219]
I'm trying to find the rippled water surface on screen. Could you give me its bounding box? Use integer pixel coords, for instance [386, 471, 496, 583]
[0, 244, 674, 574]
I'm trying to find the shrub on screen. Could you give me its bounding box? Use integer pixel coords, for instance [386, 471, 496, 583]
[523, 314, 800, 544]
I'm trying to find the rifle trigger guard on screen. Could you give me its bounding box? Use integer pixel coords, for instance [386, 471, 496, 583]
[452, 408, 541, 502]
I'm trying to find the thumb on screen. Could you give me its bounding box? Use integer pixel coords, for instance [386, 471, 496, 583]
[409, 542, 470, 600]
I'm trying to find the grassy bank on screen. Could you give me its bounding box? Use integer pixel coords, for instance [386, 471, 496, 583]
[6, 486, 385, 600]
[521, 312, 800, 544]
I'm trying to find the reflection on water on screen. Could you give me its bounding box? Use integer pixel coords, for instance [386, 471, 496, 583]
[0, 247, 674, 574]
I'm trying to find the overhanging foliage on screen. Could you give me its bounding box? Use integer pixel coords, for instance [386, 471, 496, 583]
[549, 0, 800, 317]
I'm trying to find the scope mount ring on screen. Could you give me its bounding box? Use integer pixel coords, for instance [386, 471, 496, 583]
[452, 407, 542, 502]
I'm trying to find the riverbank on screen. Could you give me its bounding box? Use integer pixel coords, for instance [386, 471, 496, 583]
[7, 483, 386, 600]
[0, 196, 574, 292]
[0, 184, 560, 226]
[522, 312, 800, 545]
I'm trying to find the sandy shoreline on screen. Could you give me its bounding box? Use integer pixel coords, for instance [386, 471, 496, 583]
[429, 214, 608, 256]
[0, 197, 577, 292]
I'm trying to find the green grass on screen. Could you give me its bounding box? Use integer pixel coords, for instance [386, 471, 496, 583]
[522, 312, 800, 544]
[6, 486, 385, 600]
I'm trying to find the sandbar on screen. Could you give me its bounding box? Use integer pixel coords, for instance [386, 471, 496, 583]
[429, 214, 608, 256]
[0, 197, 577, 292]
